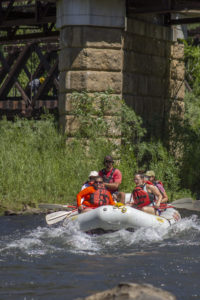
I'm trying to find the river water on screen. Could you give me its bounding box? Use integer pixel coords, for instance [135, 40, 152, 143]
[0, 210, 200, 300]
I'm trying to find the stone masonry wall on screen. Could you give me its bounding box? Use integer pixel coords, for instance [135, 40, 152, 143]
[58, 17, 185, 142]
[58, 26, 123, 142]
[122, 18, 185, 138]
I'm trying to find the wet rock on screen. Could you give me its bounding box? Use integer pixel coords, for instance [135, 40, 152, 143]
[4, 208, 42, 216]
[4, 210, 19, 216]
[77, 282, 176, 300]
[22, 208, 42, 215]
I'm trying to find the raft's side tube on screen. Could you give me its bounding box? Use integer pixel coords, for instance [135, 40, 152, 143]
[67, 206, 174, 232]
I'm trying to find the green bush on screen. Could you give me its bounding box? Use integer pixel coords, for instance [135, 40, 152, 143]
[184, 40, 200, 96]
[0, 91, 193, 212]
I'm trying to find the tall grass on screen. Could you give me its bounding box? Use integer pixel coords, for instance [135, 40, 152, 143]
[0, 114, 116, 211]
[0, 91, 193, 212]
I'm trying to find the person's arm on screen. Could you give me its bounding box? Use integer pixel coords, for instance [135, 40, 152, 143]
[104, 181, 120, 191]
[104, 169, 122, 191]
[155, 183, 168, 203]
[147, 184, 162, 208]
[161, 190, 168, 203]
[76, 187, 93, 207]
[108, 192, 116, 205]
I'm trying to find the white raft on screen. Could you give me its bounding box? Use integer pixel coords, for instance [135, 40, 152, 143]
[64, 205, 181, 232]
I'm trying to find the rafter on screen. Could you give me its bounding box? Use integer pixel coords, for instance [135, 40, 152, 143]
[0, 0, 56, 28]
[127, 0, 200, 14]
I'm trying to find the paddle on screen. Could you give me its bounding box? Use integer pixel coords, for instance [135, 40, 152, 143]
[39, 203, 76, 211]
[170, 198, 200, 212]
[46, 209, 77, 225]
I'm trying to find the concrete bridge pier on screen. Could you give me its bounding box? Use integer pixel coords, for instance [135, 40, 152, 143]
[56, 0, 125, 137]
[56, 0, 185, 141]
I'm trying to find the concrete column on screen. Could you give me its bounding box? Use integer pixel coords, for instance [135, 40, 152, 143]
[56, 0, 125, 28]
[56, 0, 126, 136]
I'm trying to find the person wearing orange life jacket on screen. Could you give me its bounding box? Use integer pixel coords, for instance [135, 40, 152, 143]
[77, 176, 115, 213]
[80, 170, 99, 204]
[81, 171, 99, 191]
[131, 173, 162, 215]
[145, 170, 168, 203]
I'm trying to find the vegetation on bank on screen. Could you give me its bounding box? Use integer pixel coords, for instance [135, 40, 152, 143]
[0, 89, 192, 213]
[1, 41, 200, 212]
[176, 41, 200, 196]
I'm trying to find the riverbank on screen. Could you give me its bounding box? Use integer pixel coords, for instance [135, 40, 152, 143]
[2, 199, 200, 218]
[0, 107, 195, 214]
[1, 203, 72, 216]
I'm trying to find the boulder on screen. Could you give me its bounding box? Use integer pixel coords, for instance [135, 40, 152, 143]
[77, 282, 176, 300]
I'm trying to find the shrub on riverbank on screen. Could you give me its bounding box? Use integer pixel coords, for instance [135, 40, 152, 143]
[0, 92, 192, 213]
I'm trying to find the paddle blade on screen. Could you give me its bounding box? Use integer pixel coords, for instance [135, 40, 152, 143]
[46, 211, 72, 225]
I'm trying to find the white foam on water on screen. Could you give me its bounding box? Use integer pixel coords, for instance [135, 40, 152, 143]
[0, 221, 101, 257]
[171, 215, 200, 233]
[62, 220, 101, 255]
[158, 214, 200, 248]
[0, 226, 59, 257]
[1, 214, 200, 257]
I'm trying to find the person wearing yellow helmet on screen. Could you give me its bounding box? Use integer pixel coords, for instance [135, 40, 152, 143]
[29, 77, 45, 96]
[39, 77, 45, 84]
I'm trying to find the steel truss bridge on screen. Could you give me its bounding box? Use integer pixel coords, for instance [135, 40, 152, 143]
[0, 0, 200, 118]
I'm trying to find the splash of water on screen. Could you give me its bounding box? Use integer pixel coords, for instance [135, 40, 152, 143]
[0, 215, 200, 258]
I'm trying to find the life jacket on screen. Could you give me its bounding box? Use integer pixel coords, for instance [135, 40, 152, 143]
[152, 181, 164, 196]
[145, 179, 165, 198]
[101, 168, 116, 183]
[83, 180, 93, 186]
[156, 180, 163, 186]
[89, 187, 110, 207]
[145, 180, 153, 185]
[132, 184, 154, 208]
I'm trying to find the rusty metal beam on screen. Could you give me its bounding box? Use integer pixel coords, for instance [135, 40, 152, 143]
[0, 16, 56, 27]
[0, 44, 32, 103]
[0, 0, 56, 28]
[0, 30, 59, 43]
[169, 17, 200, 25]
[32, 58, 58, 105]
[0, 50, 19, 83]
[127, 0, 200, 14]
[2, 0, 15, 22]
[188, 26, 200, 36]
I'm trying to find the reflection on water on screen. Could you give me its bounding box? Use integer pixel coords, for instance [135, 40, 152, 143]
[0, 212, 200, 299]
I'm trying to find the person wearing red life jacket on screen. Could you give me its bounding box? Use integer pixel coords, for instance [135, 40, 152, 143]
[99, 155, 124, 203]
[77, 176, 115, 213]
[145, 170, 168, 203]
[132, 173, 162, 215]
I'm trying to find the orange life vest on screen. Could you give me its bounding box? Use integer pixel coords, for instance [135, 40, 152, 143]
[89, 187, 110, 207]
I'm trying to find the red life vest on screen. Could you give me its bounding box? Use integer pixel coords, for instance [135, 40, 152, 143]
[89, 187, 110, 207]
[101, 168, 116, 183]
[132, 185, 152, 208]
[145, 180, 153, 185]
[156, 180, 163, 186]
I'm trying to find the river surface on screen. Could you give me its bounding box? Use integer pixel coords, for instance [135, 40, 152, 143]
[0, 209, 200, 300]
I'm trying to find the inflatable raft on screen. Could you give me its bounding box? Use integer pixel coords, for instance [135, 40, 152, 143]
[64, 205, 181, 232]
